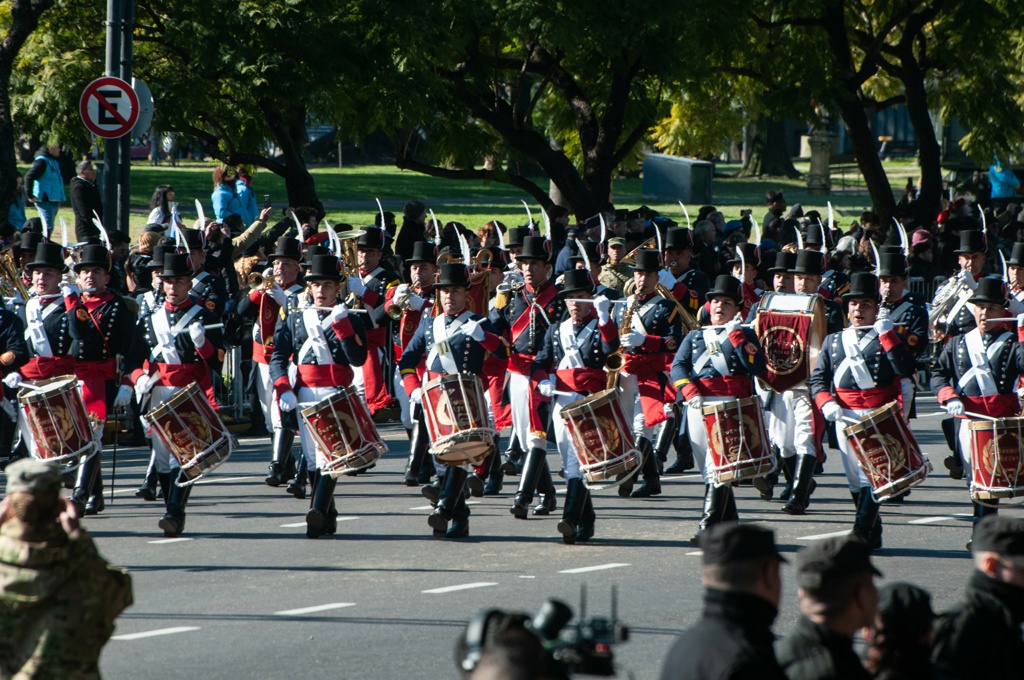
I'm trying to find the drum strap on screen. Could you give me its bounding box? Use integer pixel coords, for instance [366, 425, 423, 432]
[152, 305, 202, 364]
[557, 318, 596, 370]
[695, 328, 731, 376]
[835, 328, 878, 390]
[959, 329, 1009, 396]
[300, 308, 337, 365]
[426, 311, 471, 375]
[25, 297, 61, 357]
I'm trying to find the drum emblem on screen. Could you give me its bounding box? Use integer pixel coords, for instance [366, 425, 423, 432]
[982, 433, 1024, 485]
[578, 416, 621, 459]
[860, 433, 905, 482]
[761, 326, 805, 376]
[709, 414, 762, 463]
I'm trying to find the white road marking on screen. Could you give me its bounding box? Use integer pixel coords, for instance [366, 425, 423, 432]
[797, 530, 851, 541]
[422, 582, 497, 594]
[148, 538, 192, 544]
[113, 626, 200, 641]
[519, 575, 536, 579]
[280, 522, 306, 528]
[908, 514, 972, 525]
[558, 563, 631, 574]
[275, 602, 356, 616]
[409, 505, 433, 511]
[466, 501, 481, 505]
[685, 551, 704, 556]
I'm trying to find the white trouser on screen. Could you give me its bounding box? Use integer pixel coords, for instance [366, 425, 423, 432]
[615, 371, 665, 443]
[393, 369, 411, 429]
[957, 418, 974, 473]
[297, 386, 338, 469]
[508, 372, 539, 447]
[551, 391, 583, 480]
[834, 405, 872, 491]
[17, 408, 36, 459]
[149, 385, 184, 474]
[686, 394, 735, 484]
[770, 389, 815, 459]
[256, 362, 283, 431]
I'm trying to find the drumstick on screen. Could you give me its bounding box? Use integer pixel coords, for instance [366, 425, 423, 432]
[171, 323, 225, 335]
[965, 411, 1000, 422]
[305, 306, 369, 314]
[982, 318, 1019, 323]
[564, 298, 629, 305]
[703, 323, 755, 330]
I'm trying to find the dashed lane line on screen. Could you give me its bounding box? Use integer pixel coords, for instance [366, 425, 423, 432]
[113, 626, 200, 641]
[275, 603, 356, 616]
[422, 582, 497, 594]
[558, 563, 631, 574]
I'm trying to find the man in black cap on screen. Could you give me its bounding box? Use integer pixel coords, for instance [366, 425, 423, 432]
[777, 536, 881, 680]
[237, 238, 308, 492]
[725, 242, 764, 321]
[931, 230, 990, 342]
[270, 254, 369, 539]
[932, 515, 1024, 679]
[531, 269, 618, 543]
[671, 274, 767, 541]
[570, 240, 621, 300]
[598, 236, 631, 295]
[659, 227, 711, 317]
[67, 243, 135, 515]
[809, 272, 917, 549]
[1006, 241, 1024, 310]
[120, 253, 225, 536]
[614, 249, 684, 499]
[180, 227, 228, 317]
[930, 277, 1024, 545]
[399, 262, 504, 538]
[490, 236, 564, 518]
[862, 582, 934, 680]
[347, 226, 401, 419]
[660, 522, 787, 680]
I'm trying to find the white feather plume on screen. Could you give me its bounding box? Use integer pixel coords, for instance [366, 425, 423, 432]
[540, 208, 551, 240]
[747, 214, 761, 248]
[894, 217, 909, 254]
[194, 199, 206, 229]
[870, 239, 881, 272]
[60, 217, 68, 249]
[495, 220, 506, 251]
[677, 201, 691, 229]
[323, 219, 341, 257]
[979, 205, 987, 233]
[429, 209, 441, 243]
[795, 225, 804, 250]
[91, 211, 111, 250]
[1000, 250, 1009, 282]
[736, 245, 746, 283]
[598, 213, 607, 246]
[375, 197, 388, 237]
[521, 200, 534, 233]
[826, 202, 835, 233]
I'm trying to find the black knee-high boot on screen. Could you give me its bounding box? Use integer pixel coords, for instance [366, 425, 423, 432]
[404, 405, 431, 486]
[306, 471, 338, 539]
[266, 428, 295, 487]
[510, 447, 547, 519]
[630, 438, 662, 498]
[753, 446, 780, 501]
[501, 431, 525, 476]
[483, 435, 504, 495]
[532, 458, 557, 515]
[783, 454, 818, 515]
[557, 478, 586, 544]
[852, 488, 882, 551]
[666, 409, 693, 474]
[72, 452, 102, 516]
[655, 412, 676, 465]
[692, 484, 731, 544]
[576, 486, 595, 542]
[429, 467, 468, 536]
[287, 450, 309, 499]
[446, 481, 471, 539]
[158, 476, 193, 537]
[778, 455, 797, 501]
[135, 451, 158, 501]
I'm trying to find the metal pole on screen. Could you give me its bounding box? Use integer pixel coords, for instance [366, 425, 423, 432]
[118, 0, 135, 237]
[102, 0, 122, 231]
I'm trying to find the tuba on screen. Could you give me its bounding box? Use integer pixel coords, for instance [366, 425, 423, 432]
[0, 246, 29, 300]
[928, 270, 971, 342]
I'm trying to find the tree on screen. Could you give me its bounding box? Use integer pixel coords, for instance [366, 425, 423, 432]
[0, 0, 55, 221]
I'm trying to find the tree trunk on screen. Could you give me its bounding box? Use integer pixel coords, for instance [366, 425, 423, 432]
[740, 115, 799, 178]
[835, 96, 896, 222]
[898, 52, 942, 227]
[0, 0, 56, 219]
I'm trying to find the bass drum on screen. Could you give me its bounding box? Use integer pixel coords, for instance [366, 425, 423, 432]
[754, 292, 826, 393]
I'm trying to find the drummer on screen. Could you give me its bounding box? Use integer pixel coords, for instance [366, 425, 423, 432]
[929, 276, 1024, 547]
[269, 255, 368, 539]
[809, 272, 917, 551]
[398, 263, 504, 539]
[120, 253, 224, 537]
[671, 274, 766, 544]
[532, 269, 618, 543]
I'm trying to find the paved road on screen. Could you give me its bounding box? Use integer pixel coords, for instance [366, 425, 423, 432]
[8, 393, 1017, 679]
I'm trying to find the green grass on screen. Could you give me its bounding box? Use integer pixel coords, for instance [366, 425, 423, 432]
[19, 159, 917, 242]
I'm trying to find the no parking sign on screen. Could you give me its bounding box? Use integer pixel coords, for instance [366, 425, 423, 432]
[79, 76, 140, 139]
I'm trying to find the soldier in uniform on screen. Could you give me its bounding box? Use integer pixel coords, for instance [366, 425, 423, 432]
[398, 263, 504, 538]
[237, 238, 307, 493]
[119, 253, 224, 536]
[347, 227, 401, 418]
[934, 230, 991, 340]
[810, 272, 917, 550]
[270, 255, 368, 539]
[182, 227, 228, 317]
[598, 236, 631, 296]
[727, 242, 764, 320]
[67, 244, 135, 516]
[386, 241, 438, 486]
[0, 458, 133, 679]
[615, 249, 683, 499]
[0, 299, 29, 466]
[671, 275, 766, 542]
[489, 236, 564, 518]
[658, 227, 710, 318]
[1007, 242, 1024, 307]
[532, 269, 618, 543]
[571, 240, 621, 300]
[930, 277, 1024, 548]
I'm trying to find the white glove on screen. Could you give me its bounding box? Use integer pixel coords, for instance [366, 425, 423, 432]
[2, 372, 22, 389]
[348, 276, 367, 297]
[962, 270, 978, 291]
[410, 387, 422, 404]
[945, 398, 965, 416]
[262, 267, 274, 279]
[406, 293, 425, 311]
[189, 323, 206, 348]
[1017, 312, 1024, 327]
[462, 319, 485, 342]
[593, 295, 611, 323]
[821, 401, 843, 422]
[687, 395, 703, 410]
[622, 330, 645, 348]
[725, 315, 742, 333]
[329, 303, 349, 322]
[538, 379, 554, 398]
[135, 373, 155, 398]
[113, 385, 133, 409]
[657, 269, 677, 289]
[61, 283, 80, 297]
[279, 390, 298, 412]
[874, 318, 894, 335]
[268, 283, 287, 306]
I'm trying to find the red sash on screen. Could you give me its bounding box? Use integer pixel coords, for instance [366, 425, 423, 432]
[155, 362, 217, 408]
[834, 385, 900, 410]
[74, 358, 117, 422]
[960, 394, 1021, 419]
[555, 368, 606, 395]
[691, 375, 753, 398]
[510, 284, 558, 344]
[624, 353, 674, 427]
[21, 356, 74, 381]
[361, 326, 394, 413]
[298, 364, 354, 390]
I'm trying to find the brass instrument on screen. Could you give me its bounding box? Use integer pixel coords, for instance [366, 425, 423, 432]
[337, 237, 363, 309]
[928, 271, 971, 342]
[0, 246, 29, 300]
[621, 277, 700, 334]
[248, 271, 272, 290]
[619, 237, 658, 266]
[386, 286, 413, 319]
[606, 296, 637, 390]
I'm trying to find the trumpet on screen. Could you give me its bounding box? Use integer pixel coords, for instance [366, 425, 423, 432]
[0, 245, 29, 300]
[387, 286, 413, 319]
[248, 271, 272, 290]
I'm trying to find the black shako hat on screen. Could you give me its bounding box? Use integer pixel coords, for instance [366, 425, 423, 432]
[768, 250, 796, 274]
[663, 228, 693, 251]
[147, 243, 176, 271]
[25, 242, 67, 273]
[877, 253, 908, 278]
[630, 249, 661, 272]
[968, 276, 1009, 306]
[843, 272, 881, 302]
[17, 230, 43, 254]
[706, 275, 743, 304]
[505, 227, 530, 249]
[73, 244, 111, 272]
[434, 263, 472, 289]
[267, 238, 303, 264]
[517, 236, 553, 263]
[407, 241, 439, 265]
[161, 253, 194, 279]
[699, 521, 787, 566]
[304, 255, 343, 282]
[182, 228, 203, 251]
[954, 230, 987, 255]
[727, 242, 760, 268]
[559, 268, 596, 297]
[792, 249, 825, 277]
[356, 227, 387, 251]
[1007, 242, 1024, 267]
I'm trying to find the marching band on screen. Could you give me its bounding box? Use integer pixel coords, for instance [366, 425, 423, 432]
[4, 201, 1024, 553]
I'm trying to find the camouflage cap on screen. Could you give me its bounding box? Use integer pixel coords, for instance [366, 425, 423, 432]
[4, 458, 62, 494]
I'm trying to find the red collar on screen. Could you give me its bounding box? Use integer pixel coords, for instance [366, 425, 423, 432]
[81, 290, 114, 310]
[165, 298, 194, 312]
[526, 281, 551, 295]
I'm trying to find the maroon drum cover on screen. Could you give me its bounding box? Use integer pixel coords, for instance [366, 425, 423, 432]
[701, 396, 774, 485]
[18, 375, 98, 467]
[144, 382, 232, 485]
[300, 385, 387, 477]
[968, 417, 1024, 501]
[754, 293, 826, 393]
[560, 388, 641, 489]
[842, 401, 928, 502]
[422, 372, 495, 466]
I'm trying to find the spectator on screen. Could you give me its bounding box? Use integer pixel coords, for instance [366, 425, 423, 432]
[69, 160, 103, 242]
[862, 582, 934, 680]
[776, 536, 880, 680]
[23, 143, 65, 230]
[234, 166, 258, 226]
[211, 165, 245, 223]
[6, 171, 26, 231]
[395, 200, 428, 264]
[763, 190, 787, 232]
[146, 184, 185, 232]
[989, 156, 1020, 213]
[660, 522, 788, 680]
[932, 516, 1024, 679]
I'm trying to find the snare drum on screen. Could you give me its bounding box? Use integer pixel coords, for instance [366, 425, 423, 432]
[968, 417, 1024, 501]
[701, 397, 774, 485]
[754, 293, 826, 393]
[422, 372, 495, 466]
[18, 375, 99, 468]
[843, 401, 929, 502]
[300, 386, 388, 477]
[143, 382, 232, 486]
[560, 388, 641, 489]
